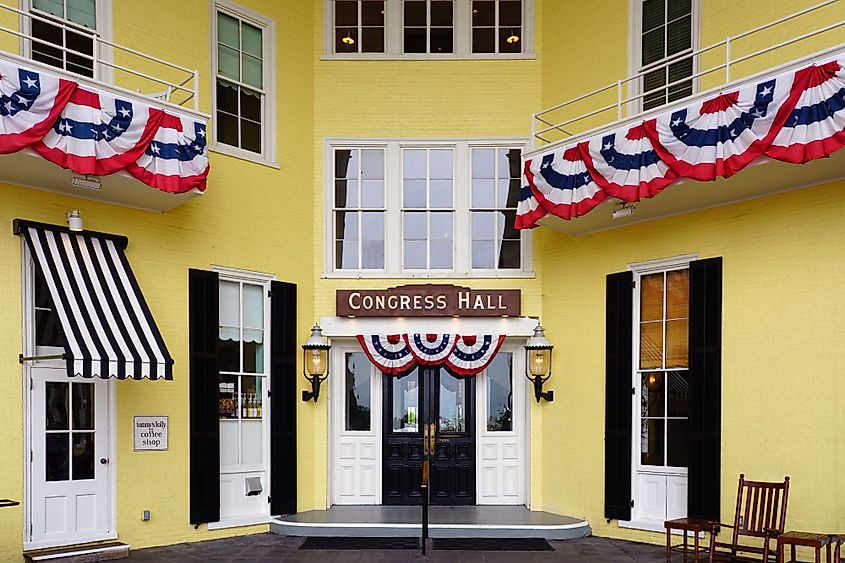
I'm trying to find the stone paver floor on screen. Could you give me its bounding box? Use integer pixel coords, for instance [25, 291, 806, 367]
[129, 533, 672, 562]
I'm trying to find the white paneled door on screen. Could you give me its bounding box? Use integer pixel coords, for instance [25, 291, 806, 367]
[29, 366, 111, 548]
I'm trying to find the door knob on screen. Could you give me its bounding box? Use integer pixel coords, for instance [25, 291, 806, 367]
[99, 457, 109, 464]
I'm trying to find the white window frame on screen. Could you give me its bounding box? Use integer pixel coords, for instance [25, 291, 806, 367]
[627, 0, 700, 113]
[622, 253, 697, 533]
[209, 0, 277, 167]
[211, 265, 274, 524]
[20, 0, 114, 83]
[322, 0, 534, 60]
[323, 138, 534, 279]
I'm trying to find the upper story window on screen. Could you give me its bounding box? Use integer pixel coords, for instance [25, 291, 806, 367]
[327, 140, 531, 277]
[29, 0, 99, 78]
[325, 0, 532, 58]
[636, 0, 697, 111]
[212, 1, 275, 164]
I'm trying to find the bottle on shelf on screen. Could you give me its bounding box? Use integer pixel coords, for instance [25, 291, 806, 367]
[256, 395, 261, 418]
[241, 392, 247, 418]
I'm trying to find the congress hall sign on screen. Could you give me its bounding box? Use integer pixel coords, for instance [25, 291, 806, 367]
[336, 284, 521, 317]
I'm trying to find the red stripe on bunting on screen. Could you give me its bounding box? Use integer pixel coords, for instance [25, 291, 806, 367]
[578, 140, 677, 202]
[0, 78, 76, 155]
[125, 164, 209, 193]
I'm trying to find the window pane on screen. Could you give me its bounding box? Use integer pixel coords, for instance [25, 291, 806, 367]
[240, 118, 261, 153]
[241, 54, 263, 88]
[472, 211, 495, 241]
[668, 57, 694, 101]
[361, 27, 385, 52]
[472, 28, 495, 53]
[36, 309, 63, 348]
[640, 321, 663, 369]
[667, 15, 691, 56]
[335, 0, 358, 26]
[361, 212, 385, 269]
[429, 149, 452, 179]
[46, 433, 69, 481]
[500, 1, 522, 26]
[345, 352, 371, 431]
[219, 281, 240, 326]
[431, 0, 453, 25]
[240, 87, 261, 123]
[430, 211, 453, 241]
[641, 27, 665, 66]
[359, 148, 383, 180]
[667, 371, 688, 417]
[392, 370, 419, 432]
[640, 273, 663, 321]
[337, 180, 358, 210]
[242, 23, 262, 58]
[667, 419, 688, 467]
[403, 149, 426, 178]
[404, 1, 426, 25]
[430, 27, 453, 53]
[217, 80, 239, 116]
[218, 45, 240, 81]
[403, 179, 426, 208]
[337, 240, 359, 269]
[499, 211, 519, 240]
[46, 382, 69, 431]
[404, 240, 427, 269]
[71, 433, 94, 480]
[473, 240, 494, 269]
[430, 179, 452, 208]
[640, 418, 664, 466]
[487, 353, 512, 431]
[430, 239, 453, 269]
[217, 12, 240, 48]
[218, 375, 238, 420]
[362, 1, 384, 25]
[472, 179, 495, 208]
[668, 0, 692, 21]
[66, 0, 96, 27]
[665, 319, 688, 368]
[66, 29, 93, 76]
[641, 372, 664, 418]
[336, 211, 358, 269]
[498, 27, 521, 53]
[33, 0, 63, 19]
[336, 149, 356, 180]
[31, 19, 64, 70]
[404, 27, 426, 52]
[361, 180, 384, 208]
[666, 269, 689, 318]
[71, 383, 93, 430]
[404, 211, 426, 240]
[643, 67, 667, 110]
[641, 0, 665, 33]
[472, 148, 495, 178]
[498, 239, 520, 269]
[439, 371, 466, 432]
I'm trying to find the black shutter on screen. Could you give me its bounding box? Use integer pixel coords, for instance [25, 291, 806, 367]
[270, 281, 297, 515]
[687, 257, 722, 521]
[189, 269, 220, 525]
[605, 270, 633, 520]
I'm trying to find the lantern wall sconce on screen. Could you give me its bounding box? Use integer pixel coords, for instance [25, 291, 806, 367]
[301, 324, 331, 402]
[524, 324, 554, 403]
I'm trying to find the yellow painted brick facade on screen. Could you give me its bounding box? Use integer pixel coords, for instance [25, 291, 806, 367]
[0, 0, 843, 560]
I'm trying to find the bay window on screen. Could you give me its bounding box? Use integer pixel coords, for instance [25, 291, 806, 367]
[327, 140, 530, 277]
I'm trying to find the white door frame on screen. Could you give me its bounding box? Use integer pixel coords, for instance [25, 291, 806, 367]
[22, 243, 117, 550]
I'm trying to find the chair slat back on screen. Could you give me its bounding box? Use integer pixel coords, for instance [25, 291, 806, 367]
[731, 474, 790, 541]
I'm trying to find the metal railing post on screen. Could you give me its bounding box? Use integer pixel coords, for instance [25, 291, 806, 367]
[725, 36, 732, 82]
[616, 79, 623, 120]
[192, 70, 199, 112]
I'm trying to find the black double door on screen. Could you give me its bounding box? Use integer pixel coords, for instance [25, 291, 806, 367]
[382, 366, 475, 505]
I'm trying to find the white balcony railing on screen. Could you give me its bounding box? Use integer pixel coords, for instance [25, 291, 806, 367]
[532, 0, 845, 147]
[0, 3, 199, 112]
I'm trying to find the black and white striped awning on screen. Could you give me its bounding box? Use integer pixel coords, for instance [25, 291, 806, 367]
[16, 220, 173, 380]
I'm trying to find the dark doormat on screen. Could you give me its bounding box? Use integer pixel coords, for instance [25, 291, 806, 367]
[433, 537, 554, 551]
[299, 537, 421, 550]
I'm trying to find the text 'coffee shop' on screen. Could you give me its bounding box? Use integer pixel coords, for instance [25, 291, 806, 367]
[313, 284, 547, 508]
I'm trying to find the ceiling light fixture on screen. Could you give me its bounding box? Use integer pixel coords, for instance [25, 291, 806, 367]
[342, 31, 355, 46]
[507, 30, 520, 44]
[71, 175, 101, 191]
[612, 203, 636, 219]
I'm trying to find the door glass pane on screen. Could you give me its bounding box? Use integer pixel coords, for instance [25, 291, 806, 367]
[46, 382, 68, 430]
[71, 433, 95, 480]
[46, 433, 69, 481]
[640, 418, 664, 466]
[71, 383, 94, 430]
[667, 419, 688, 467]
[438, 371, 466, 433]
[487, 353, 512, 431]
[392, 370, 419, 432]
[218, 375, 239, 419]
[641, 372, 664, 418]
[345, 352, 371, 431]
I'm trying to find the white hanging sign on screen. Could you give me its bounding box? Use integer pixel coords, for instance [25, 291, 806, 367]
[133, 416, 169, 451]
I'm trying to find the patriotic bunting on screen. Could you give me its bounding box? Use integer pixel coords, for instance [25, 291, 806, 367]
[357, 334, 505, 377]
[517, 51, 845, 228]
[0, 60, 208, 193]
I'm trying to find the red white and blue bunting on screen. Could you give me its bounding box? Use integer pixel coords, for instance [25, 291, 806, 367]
[516, 53, 845, 229]
[0, 60, 208, 193]
[357, 334, 505, 377]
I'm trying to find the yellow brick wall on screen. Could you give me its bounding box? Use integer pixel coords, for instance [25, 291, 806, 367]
[533, 180, 845, 543]
[0, 1, 315, 561]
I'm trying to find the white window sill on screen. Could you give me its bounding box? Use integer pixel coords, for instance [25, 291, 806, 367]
[322, 270, 536, 280]
[209, 144, 280, 169]
[207, 514, 271, 530]
[321, 53, 536, 61]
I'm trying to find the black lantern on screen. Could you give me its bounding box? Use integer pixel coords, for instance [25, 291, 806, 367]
[524, 324, 554, 403]
[301, 324, 331, 402]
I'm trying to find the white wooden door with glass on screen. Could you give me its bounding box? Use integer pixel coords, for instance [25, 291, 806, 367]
[217, 276, 270, 520]
[30, 367, 110, 547]
[633, 266, 690, 525]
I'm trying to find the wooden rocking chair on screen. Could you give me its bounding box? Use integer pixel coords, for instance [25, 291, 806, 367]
[713, 474, 790, 562]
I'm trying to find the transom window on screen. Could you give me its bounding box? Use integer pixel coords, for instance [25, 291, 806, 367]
[325, 0, 531, 58]
[212, 3, 275, 162]
[327, 140, 530, 276]
[638, 0, 696, 110]
[29, 0, 97, 78]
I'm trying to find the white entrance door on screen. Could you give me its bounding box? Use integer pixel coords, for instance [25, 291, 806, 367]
[29, 367, 111, 548]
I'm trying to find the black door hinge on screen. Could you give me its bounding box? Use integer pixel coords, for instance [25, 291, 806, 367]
[267, 496, 272, 503]
[267, 289, 272, 297]
[631, 387, 635, 395]
[630, 499, 635, 508]
[632, 279, 636, 289]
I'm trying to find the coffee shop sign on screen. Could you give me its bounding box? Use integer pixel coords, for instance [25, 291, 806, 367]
[336, 284, 520, 317]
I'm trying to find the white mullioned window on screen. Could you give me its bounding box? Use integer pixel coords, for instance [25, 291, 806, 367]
[634, 0, 698, 111]
[326, 140, 531, 277]
[212, 1, 275, 163]
[324, 0, 533, 58]
[629, 255, 693, 528]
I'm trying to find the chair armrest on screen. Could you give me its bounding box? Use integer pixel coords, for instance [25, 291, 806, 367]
[763, 528, 782, 538]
